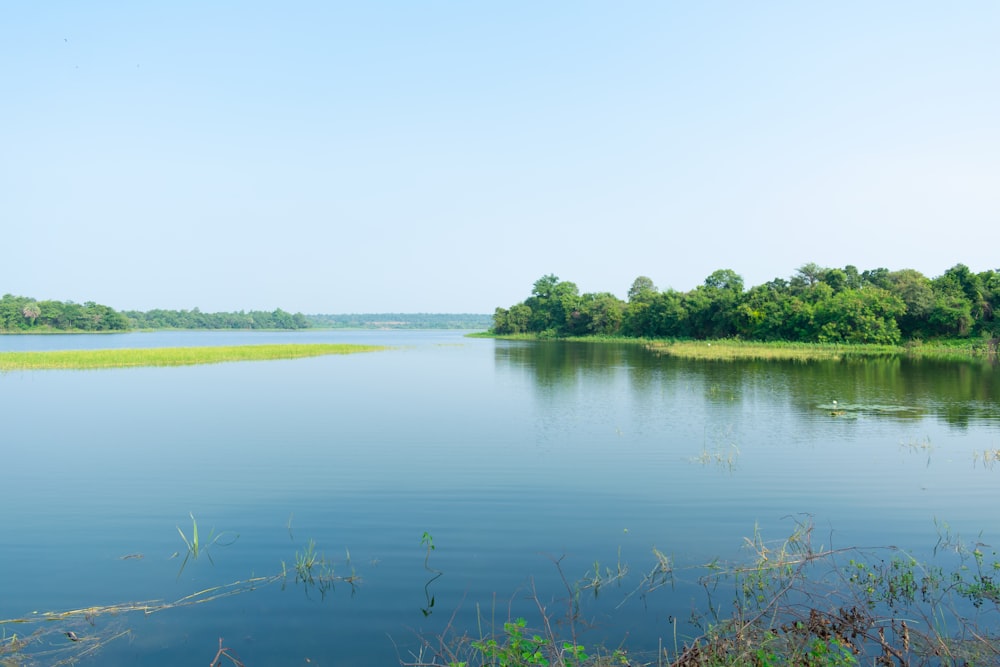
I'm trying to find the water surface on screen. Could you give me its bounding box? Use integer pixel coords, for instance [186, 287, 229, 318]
[2, 331, 998, 664]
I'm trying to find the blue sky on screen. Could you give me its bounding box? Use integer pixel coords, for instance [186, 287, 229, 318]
[3, 2, 998, 313]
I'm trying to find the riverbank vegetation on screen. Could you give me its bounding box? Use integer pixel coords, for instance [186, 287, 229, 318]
[1, 294, 491, 333]
[125, 307, 310, 330]
[0, 343, 386, 371]
[0, 295, 130, 332]
[0, 294, 310, 333]
[308, 313, 492, 330]
[492, 264, 1000, 351]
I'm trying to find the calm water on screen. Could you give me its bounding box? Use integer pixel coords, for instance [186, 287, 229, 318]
[2, 331, 999, 665]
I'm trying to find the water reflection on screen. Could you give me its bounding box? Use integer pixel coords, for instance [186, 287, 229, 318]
[494, 341, 1000, 427]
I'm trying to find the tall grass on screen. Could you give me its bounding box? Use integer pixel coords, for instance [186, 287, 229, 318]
[0, 343, 387, 371]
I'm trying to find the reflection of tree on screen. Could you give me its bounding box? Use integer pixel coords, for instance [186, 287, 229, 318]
[494, 341, 1000, 428]
[494, 341, 644, 390]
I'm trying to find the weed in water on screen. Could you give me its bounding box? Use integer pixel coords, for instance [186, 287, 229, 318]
[421, 532, 443, 616]
[282, 538, 355, 600]
[174, 513, 238, 578]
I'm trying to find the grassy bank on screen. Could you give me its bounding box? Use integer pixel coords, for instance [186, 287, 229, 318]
[483, 333, 997, 362]
[0, 343, 387, 371]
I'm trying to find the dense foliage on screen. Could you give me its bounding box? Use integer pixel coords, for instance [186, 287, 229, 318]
[124, 307, 309, 330]
[0, 294, 129, 332]
[492, 263, 1000, 344]
[1, 294, 490, 333]
[0, 294, 309, 332]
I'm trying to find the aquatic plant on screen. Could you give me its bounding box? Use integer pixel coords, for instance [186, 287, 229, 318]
[0, 521, 358, 666]
[402, 517, 1000, 666]
[282, 538, 355, 599]
[0, 343, 388, 371]
[421, 531, 443, 616]
[174, 512, 239, 577]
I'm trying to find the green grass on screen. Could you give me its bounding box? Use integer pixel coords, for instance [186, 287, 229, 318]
[645, 340, 890, 361]
[0, 343, 388, 371]
[646, 339, 995, 362]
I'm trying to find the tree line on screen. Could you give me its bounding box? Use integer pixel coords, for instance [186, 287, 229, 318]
[0, 295, 491, 333]
[0, 295, 130, 332]
[307, 313, 493, 329]
[124, 307, 309, 330]
[491, 263, 1000, 344]
[0, 294, 310, 332]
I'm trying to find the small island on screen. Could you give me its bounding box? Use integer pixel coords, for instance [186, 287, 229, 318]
[491, 263, 999, 359]
[0, 343, 387, 371]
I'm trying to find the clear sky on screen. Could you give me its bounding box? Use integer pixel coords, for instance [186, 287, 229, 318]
[3, 2, 998, 314]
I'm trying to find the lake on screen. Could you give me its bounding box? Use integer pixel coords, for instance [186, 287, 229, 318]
[2, 330, 999, 665]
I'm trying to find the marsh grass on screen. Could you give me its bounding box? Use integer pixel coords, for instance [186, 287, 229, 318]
[0, 343, 387, 371]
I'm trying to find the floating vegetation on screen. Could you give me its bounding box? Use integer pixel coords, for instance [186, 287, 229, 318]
[817, 401, 922, 419]
[0, 623, 132, 667]
[0, 513, 360, 666]
[1, 545, 357, 665]
[0, 343, 388, 371]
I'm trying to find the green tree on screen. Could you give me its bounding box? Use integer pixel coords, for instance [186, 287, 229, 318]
[686, 269, 744, 339]
[572, 292, 625, 335]
[736, 282, 814, 341]
[627, 276, 657, 304]
[813, 288, 904, 344]
[884, 269, 934, 338]
[792, 262, 826, 290]
[928, 293, 974, 337]
[21, 302, 41, 327]
[523, 275, 580, 335]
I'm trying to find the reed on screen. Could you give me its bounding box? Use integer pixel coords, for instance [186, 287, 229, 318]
[0, 343, 387, 371]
